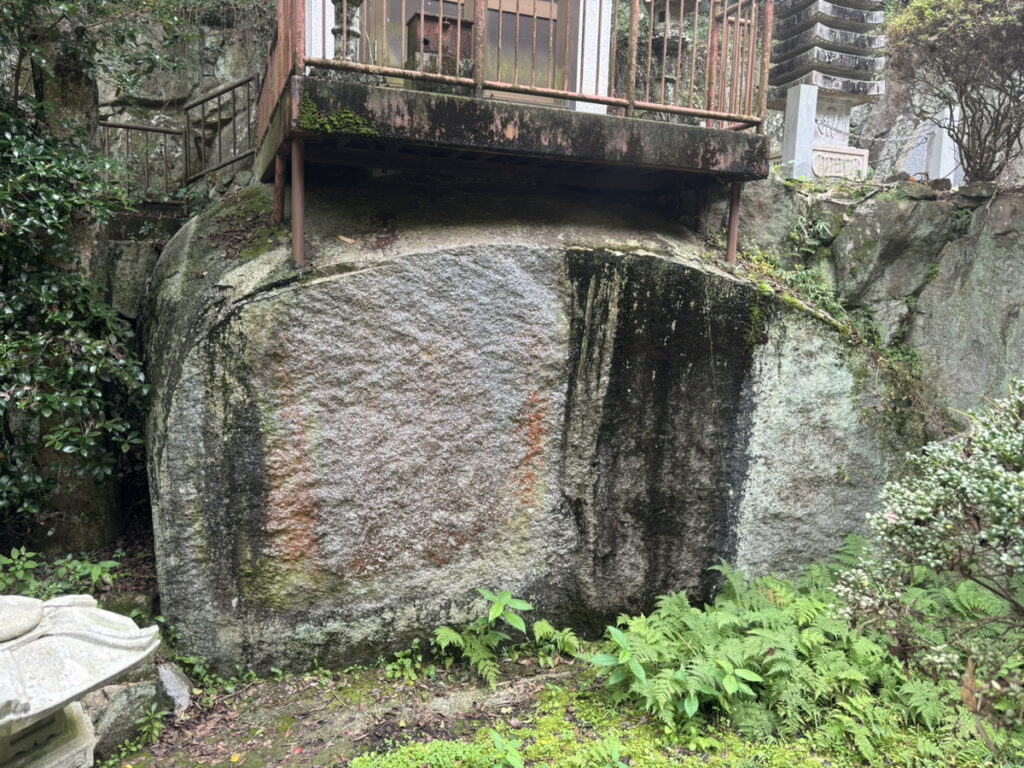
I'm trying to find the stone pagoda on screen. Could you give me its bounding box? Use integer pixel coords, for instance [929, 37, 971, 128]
[769, 0, 886, 179]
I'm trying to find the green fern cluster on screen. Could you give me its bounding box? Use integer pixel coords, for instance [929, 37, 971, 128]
[435, 589, 580, 688]
[533, 619, 581, 668]
[590, 564, 975, 762]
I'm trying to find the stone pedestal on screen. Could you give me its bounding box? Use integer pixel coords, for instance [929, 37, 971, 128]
[781, 83, 817, 179]
[812, 94, 869, 179]
[926, 108, 963, 186]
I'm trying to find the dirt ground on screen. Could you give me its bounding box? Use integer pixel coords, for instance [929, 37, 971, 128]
[121, 661, 580, 768]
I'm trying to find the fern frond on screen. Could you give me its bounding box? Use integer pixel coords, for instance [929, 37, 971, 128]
[793, 597, 824, 626]
[898, 678, 945, 729]
[555, 628, 581, 656]
[532, 619, 555, 642]
[798, 627, 827, 653]
[434, 625, 464, 650]
[476, 658, 500, 688]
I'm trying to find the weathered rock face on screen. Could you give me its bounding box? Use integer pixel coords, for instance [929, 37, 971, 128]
[831, 192, 957, 344]
[813, 183, 1024, 412]
[909, 195, 1024, 411]
[144, 179, 900, 670]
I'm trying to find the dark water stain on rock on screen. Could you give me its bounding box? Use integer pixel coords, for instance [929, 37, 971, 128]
[560, 250, 756, 622]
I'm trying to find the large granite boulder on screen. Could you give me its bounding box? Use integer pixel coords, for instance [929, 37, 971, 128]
[831, 193, 958, 343]
[143, 179, 903, 671]
[820, 185, 1024, 413]
[908, 194, 1024, 411]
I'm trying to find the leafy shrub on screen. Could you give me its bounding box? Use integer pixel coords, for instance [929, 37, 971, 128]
[0, 546, 122, 598]
[0, 98, 148, 542]
[873, 382, 1024, 593]
[840, 382, 1024, 737]
[887, 0, 1024, 181]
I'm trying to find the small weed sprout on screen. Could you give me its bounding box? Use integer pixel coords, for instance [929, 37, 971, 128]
[135, 702, 171, 744]
[384, 638, 437, 684]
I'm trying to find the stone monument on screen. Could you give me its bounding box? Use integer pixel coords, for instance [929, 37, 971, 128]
[1, 595, 160, 768]
[769, 0, 886, 179]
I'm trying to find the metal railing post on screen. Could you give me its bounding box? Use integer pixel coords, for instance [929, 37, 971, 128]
[626, 0, 640, 116]
[274, 152, 287, 224]
[757, 0, 774, 130]
[726, 181, 742, 264]
[707, 0, 719, 126]
[473, 0, 487, 96]
[184, 107, 192, 183]
[295, 0, 306, 72]
[292, 139, 306, 269]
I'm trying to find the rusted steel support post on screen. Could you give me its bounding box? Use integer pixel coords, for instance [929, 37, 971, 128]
[726, 181, 742, 265]
[273, 151, 286, 224]
[473, 0, 486, 96]
[183, 112, 192, 186]
[295, 0, 306, 71]
[292, 138, 306, 269]
[626, 0, 640, 116]
[756, 0, 775, 131]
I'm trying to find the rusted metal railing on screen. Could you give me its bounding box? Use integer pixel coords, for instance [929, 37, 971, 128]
[100, 77, 260, 204]
[98, 121, 186, 201]
[269, 0, 772, 132]
[258, 0, 301, 144]
[263, 0, 774, 269]
[184, 75, 261, 182]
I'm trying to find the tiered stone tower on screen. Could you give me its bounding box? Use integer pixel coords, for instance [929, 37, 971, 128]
[769, 0, 886, 179]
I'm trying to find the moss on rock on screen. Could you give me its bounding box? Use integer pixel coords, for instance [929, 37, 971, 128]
[298, 93, 379, 137]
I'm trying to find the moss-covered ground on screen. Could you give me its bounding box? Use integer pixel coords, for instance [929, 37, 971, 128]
[108, 650, 1008, 768]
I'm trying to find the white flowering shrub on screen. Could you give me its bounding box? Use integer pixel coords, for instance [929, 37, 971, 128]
[838, 383, 1024, 741]
[872, 381, 1024, 607]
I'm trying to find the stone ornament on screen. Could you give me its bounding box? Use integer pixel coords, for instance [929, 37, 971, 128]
[770, 0, 886, 179]
[1, 595, 160, 768]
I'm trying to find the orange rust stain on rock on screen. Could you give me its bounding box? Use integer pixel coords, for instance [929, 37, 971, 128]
[264, 365, 319, 564]
[510, 389, 550, 509]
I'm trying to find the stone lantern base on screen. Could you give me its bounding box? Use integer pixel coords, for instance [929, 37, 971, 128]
[1, 703, 94, 768]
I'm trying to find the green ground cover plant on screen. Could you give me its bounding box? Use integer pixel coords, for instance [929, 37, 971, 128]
[434, 589, 580, 687]
[588, 562, 1009, 763]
